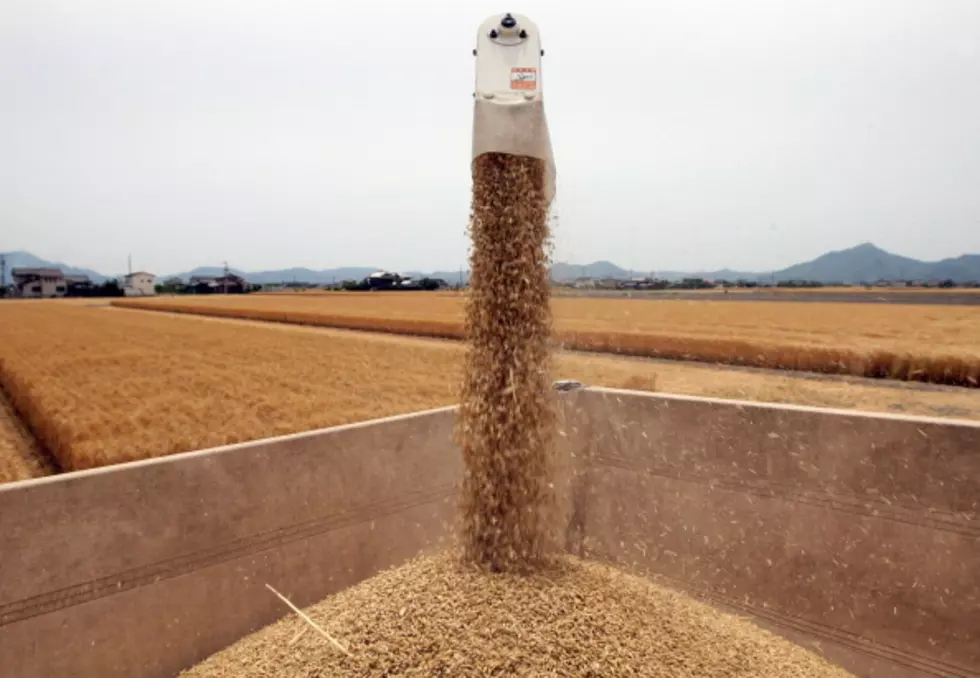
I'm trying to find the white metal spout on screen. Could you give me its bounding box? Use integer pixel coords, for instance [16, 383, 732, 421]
[471, 13, 556, 201]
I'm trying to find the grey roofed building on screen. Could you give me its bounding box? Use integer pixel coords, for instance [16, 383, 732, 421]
[11, 267, 67, 298]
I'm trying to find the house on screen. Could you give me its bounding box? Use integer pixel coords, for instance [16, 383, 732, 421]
[64, 275, 93, 295]
[160, 276, 185, 293]
[188, 274, 248, 294]
[188, 276, 217, 294]
[123, 271, 157, 297]
[366, 271, 402, 290]
[215, 274, 248, 293]
[395, 277, 449, 291]
[675, 277, 712, 289]
[11, 268, 66, 298]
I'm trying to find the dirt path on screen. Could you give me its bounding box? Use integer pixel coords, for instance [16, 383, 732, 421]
[108, 307, 980, 421]
[0, 386, 53, 483]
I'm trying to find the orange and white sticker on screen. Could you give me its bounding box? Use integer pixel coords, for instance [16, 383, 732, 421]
[510, 67, 538, 90]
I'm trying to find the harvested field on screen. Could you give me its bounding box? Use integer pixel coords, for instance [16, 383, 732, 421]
[115, 294, 980, 387]
[3, 303, 980, 479]
[182, 551, 850, 677]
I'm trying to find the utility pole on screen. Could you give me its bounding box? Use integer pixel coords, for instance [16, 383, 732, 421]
[223, 261, 230, 294]
[1, 253, 6, 289]
[128, 254, 132, 276]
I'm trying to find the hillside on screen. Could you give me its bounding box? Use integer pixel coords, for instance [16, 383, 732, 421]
[551, 261, 630, 280]
[549, 245, 979, 284]
[775, 243, 923, 283]
[162, 266, 379, 285]
[774, 243, 980, 283]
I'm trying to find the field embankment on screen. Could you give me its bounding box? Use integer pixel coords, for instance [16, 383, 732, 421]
[114, 295, 980, 387]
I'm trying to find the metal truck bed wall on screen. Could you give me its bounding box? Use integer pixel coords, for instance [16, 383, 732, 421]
[1, 388, 977, 678]
[561, 389, 980, 678]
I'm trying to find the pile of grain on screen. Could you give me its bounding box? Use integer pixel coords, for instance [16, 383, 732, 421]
[182, 552, 850, 677]
[456, 152, 556, 572]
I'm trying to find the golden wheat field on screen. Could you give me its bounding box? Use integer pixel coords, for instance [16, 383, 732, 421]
[0, 303, 462, 474]
[3, 302, 980, 481]
[116, 293, 980, 386]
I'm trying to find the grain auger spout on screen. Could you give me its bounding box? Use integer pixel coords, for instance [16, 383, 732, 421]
[472, 13, 556, 202]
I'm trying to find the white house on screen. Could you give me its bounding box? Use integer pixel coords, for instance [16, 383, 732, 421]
[123, 271, 157, 297]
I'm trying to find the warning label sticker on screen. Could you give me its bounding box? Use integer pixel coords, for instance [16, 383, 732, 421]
[510, 67, 538, 90]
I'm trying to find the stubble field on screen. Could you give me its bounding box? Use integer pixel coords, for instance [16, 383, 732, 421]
[2, 301, 980, 483]
[115, 293, 980, 386]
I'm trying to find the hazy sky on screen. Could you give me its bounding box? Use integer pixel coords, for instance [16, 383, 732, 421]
[2, 0, 979, 275]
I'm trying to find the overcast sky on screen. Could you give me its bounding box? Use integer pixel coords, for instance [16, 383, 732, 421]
[2, 0, 979, 275]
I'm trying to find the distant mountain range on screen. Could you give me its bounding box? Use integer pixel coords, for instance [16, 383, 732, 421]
[550, 261, 763, 283]
[4, 243, 980, 286]
[772, 243, 980, 283]
[552, 243, 980, 283]
[162, 266, 382, 285]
